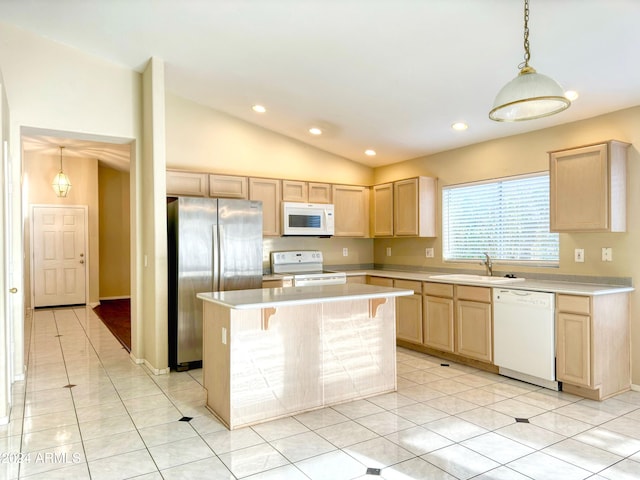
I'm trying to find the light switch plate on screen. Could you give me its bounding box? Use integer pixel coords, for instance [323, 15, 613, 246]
[602, 247, 613, 262]
[425, 248, 434, 258]
[574, 248, 585, 263]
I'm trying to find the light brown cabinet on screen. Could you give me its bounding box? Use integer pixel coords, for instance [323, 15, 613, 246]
[394, 280, 423, 345]
[249, 177, 281, 236]
[282, 180, 309, 202]
[209, 174, 248, 199]
[372, 183, 394, 237]
[455, 285, 492, 362]
[549, 140, 629, 232]
[166, 170, 208, 197]
[308, 183, 332, 203]
[556, 293, 630, 400]
[346, 275, 367, 284]
[372, 177, 437, 237]
[423, 282, 454, 353]
[394, 177, 437, 237]
[332, 184, 369, 237]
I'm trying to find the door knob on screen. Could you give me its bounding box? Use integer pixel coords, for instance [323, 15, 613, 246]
[9, 288, 17, 293]
[80, 260, 85, 264]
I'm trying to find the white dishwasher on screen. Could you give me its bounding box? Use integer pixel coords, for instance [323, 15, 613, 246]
[493, 289, 558, 390]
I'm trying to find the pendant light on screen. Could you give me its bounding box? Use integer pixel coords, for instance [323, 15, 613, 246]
[489, 0, 570, 122]
[52, 146, 72, 197]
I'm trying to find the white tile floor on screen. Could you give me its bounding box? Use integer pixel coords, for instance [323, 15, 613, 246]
[2, 306, 640, 479]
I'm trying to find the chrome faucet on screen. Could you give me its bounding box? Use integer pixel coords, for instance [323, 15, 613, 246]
[481, 252, 493, 277]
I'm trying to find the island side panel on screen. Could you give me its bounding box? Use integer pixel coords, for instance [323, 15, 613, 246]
[322, 297, 397, 405]
[229, 304, 323, 428]
[203, 301, 231, 426]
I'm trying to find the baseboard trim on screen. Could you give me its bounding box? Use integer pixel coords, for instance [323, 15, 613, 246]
[631, 384, 639, 392]
[99, 296, 131, 301]
[128, 352, 169, 376]
[0, 414, 8, 426]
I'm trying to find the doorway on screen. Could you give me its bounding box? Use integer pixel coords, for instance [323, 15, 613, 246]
[31, 205, 88, 307]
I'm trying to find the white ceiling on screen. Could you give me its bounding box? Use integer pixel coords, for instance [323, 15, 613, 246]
[3, 0, 640, 168]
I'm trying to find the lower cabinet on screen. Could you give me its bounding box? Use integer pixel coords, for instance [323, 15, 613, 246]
[423, 283, 454, 353]
[394, 280, 423, 344]
[556, 293, 630, 400]
[455, 286, 492, 362]
[346, 275, 367, 284]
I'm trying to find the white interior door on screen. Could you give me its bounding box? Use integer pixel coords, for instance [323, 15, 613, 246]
[32, 205, 87, 307]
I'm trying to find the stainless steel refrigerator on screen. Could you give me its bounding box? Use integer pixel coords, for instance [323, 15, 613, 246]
[167, 197, 263, 370]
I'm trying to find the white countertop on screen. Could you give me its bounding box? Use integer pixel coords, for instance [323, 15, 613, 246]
[339, 270, 634, 296]
[198, 283, 414, 309]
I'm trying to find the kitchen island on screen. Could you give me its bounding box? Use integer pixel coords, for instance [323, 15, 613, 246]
[197, 284, 413, 429]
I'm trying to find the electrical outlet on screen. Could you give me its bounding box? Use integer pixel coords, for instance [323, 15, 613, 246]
[221, 327, 227, 345]
[425, 248, 434, 258]
[574, 248, 585, 263]
[602, 247, 613, 262]
[342, 247, 349, 257]
[386, 247, 392, 256]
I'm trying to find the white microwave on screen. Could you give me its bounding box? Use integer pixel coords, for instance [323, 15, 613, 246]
[282, 202, 335, 236]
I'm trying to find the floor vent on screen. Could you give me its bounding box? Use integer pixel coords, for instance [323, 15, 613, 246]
[515, 417, 530, 423]
[366, 468, 381, 475]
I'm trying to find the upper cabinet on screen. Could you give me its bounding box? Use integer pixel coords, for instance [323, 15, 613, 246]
[308, 183, 332, 204]
[166, 170, 208, 197]
[282, 180, 308, 202]
[209, 174, 248, 199]
[550, 140, 629, 232]
[249, 177, 281, 236]
[372, 176, 437, 237]
[282, 180, 332, 204]
[372, 183, 394, 237]
[332, 184, 369, 237]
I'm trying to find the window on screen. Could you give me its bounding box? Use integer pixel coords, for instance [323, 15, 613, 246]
[442, 173, 559, 265]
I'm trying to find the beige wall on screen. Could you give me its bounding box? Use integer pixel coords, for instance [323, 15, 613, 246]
[23, 151, 100, 307]
[165, 93, 373, 186]
[374, 105, 640, 383]
[98, 165, 130, 299]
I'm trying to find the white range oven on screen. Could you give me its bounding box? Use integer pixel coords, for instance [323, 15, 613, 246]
[271, 250, 346, 287]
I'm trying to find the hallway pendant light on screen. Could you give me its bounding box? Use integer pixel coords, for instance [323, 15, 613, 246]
[52, 146, 72, 197]
[489, 0, 570, 122]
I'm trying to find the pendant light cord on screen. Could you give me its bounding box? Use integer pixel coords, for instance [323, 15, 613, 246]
[521, 0, 531, 69]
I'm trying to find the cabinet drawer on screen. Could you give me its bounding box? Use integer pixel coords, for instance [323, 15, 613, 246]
[423, 282, 454, 298]
[367, 276, 394, 287]
[456, 285, 491, 303]
[557, 294, 591, 315]
[394, 279, 422, 294]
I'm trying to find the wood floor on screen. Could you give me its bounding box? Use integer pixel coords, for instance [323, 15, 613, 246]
[93, 298, 131, 351]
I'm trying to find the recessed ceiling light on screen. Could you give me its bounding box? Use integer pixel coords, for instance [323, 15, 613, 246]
[309, 127, 322, 136]
[564, 90, 579, 101]
[365, 149, 376, 156]
[252, 104, 266, 113]
[451, 122, 468, 131]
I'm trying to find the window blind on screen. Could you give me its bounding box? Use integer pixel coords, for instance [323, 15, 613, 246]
[442, 173, 559, 264]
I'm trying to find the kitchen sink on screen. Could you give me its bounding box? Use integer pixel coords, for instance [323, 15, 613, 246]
[429, 274, 526, 284]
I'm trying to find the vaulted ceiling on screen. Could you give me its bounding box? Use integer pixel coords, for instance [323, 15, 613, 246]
[3, 0, 640, 169]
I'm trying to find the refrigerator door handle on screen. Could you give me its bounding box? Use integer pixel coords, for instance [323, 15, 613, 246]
[218, 224, 225, 291]
[212, 224, 220, 292]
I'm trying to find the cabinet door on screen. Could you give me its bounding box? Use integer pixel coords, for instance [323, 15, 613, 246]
[456, 300, 492, 362]
[308, 183, 332, 204]
[166, 171, 208, 197]
[282, 180, 308, 202]
[372, 183, 393, 237]
[249, 178, 281, 236]
[332, 185, 369, 237]
[423, 295, 454, 352]
[396, 294, 423, 344]
[556, 312, 591, 387]
[550, 143, 609, 231]
[394, 177, 436, 237]
[209, 174, 248, 199]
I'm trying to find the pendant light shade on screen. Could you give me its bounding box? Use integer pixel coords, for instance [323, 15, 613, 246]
[52, 146, 72, 197]
[489, 0, 570, 122]
[489, 66, 570, 121]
